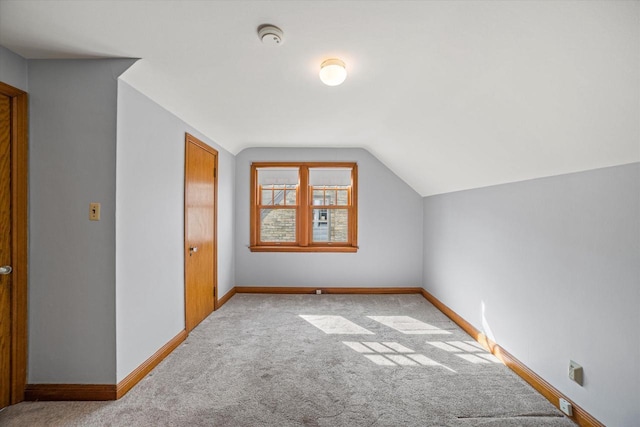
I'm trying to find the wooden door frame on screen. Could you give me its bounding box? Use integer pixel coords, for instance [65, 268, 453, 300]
[0, 81, 28, 404]
[184, 133, 218, 333]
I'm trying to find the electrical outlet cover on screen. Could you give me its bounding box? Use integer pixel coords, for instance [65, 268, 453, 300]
[559, 398, 573, 416]
[569, 360, 583, 386]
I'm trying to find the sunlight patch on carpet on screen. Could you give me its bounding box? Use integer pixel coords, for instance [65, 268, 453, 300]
[299, 315, 374, 334]
[364, 355, 396, 366]
[381, 342, 414, 353]
[343, 341, 456, 372]
[427, 340, 502, 364]
[367, 316, 452, 334]
[386, 354, 419, 366]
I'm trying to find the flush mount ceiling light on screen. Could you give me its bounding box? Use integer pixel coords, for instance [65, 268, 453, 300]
[319, 58, 347, 86]
[258, 24, 284, 46]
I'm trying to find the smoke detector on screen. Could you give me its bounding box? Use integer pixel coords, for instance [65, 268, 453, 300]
[258, 24, 284, 46]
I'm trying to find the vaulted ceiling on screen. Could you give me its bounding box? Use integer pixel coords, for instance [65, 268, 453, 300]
[1, 0, 638, 196]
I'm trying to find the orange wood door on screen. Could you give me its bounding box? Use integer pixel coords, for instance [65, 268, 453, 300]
[0, 93, 12, 408]
[184, 134, 217, 332]
[0, 82, 27, 408]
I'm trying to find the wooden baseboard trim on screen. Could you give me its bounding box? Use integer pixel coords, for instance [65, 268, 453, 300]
[25, 384, 117, 401]
[116, 329, 188, 399]
[25, 330, 188, 401]
[235, 286, 423, 294]
[216, 287, 237, 309]
[420, 288, 603, 427]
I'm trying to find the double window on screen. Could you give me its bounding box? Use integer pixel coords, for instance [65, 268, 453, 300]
[250, 162, 358, 252]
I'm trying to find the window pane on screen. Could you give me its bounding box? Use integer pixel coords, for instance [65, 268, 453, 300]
[309, 168, 351, 186]
[285, 188, 297, 205]
[326, 189, 337, 205]
[313, 189, 324, 205]
[261, 189, 273, 205]
[273, 186, 287, 206]
[337, 189, 348, 206]
[257, 167, 299, 185]
[312, 209, 348, 243]
[260, 209, 296, 242]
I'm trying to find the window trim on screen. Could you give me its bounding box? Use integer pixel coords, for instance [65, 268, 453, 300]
[250, 162, 358, 253]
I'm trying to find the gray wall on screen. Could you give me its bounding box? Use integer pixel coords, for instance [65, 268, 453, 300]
[115, 81, 235, 382]
[0, 45, 27, 91]
[235, 148, 423, 288]
[28, 59, 135, 383]
[422, 163, 640, 426]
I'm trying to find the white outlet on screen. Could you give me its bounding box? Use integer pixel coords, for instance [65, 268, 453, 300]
[569, 360, 583, 386]
[559, 398, 573, 416]
[315, 289, 322, 295]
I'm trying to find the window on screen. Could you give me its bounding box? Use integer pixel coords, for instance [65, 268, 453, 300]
[250, 162, 358, 252]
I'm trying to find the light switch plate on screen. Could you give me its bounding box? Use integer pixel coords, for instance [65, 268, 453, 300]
[89, 202, 101, 221]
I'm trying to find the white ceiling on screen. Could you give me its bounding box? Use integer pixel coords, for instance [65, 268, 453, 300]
[1, 0, 638, 196]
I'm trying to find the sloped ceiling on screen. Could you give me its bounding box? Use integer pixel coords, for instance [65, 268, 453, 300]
[0, 0, 638, 196]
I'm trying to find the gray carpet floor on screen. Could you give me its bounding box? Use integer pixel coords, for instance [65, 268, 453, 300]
[0, 294, 575, 426]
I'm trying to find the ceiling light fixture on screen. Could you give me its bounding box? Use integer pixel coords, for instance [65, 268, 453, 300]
[319, 58, 347, 86]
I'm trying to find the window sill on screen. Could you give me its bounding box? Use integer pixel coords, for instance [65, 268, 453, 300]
[249, 245, 358, 253]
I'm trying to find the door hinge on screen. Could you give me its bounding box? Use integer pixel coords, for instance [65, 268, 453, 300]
[214, 168, 217, 178]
